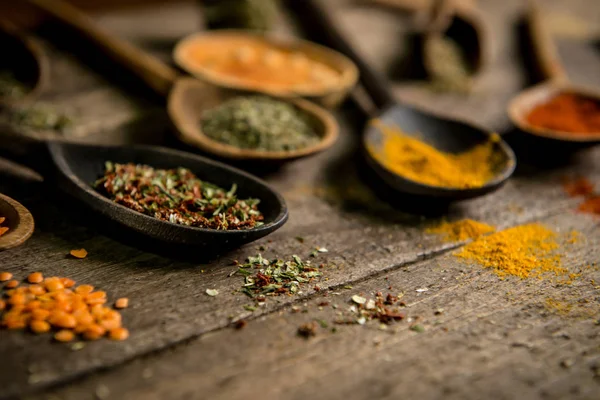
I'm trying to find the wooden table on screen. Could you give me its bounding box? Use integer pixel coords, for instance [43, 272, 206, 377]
[1, 1, 599, 399]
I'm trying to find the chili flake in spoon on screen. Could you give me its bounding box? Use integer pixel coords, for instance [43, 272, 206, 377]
[0, 216, 8, 237]
[94, 162, 264, 230]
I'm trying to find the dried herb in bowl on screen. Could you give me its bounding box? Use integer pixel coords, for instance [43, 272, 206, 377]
[0, 71, 28, 99]
[94, 162, 264, 230]
[201, 96, 321, 152]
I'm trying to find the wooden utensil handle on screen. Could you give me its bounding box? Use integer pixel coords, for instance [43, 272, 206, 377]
[288, 0, 395, 112]
[27, 0, 178, 96]
[525, 0, 568, 83]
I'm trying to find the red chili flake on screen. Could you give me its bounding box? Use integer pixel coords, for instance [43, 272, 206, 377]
[297, 322, 317, 338]
[562, 177, 595, 197]
[233, 320, 247, 330]
[578, 196, 600, 216]
[317, 301, 330, 307]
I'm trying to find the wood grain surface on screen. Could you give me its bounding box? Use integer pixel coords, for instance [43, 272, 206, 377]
[0, 0, 599, 399]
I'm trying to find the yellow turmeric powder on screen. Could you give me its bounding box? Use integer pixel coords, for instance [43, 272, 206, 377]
[369, 121, 500, 188]
[455, 223, 567, 279]
[427, 219, 495, 242]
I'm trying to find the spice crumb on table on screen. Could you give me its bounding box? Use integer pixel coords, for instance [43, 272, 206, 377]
[426, 219, 495, 242]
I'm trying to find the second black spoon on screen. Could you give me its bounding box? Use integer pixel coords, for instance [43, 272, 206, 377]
[289, 0, 515, 200]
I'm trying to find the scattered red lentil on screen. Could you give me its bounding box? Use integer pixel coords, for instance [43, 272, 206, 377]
[109, 327, 129, 341]
[27, 272, 44, 284]
[0, 274, 129, 342]
[70, 249, 88, 259]
[5, 280, 19, 289]
[114, 298, 129, 309]
[54, 329, 75, 342]
[0, 272, 13, 282]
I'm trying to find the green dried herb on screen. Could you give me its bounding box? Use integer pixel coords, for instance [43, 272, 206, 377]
[426, 36, 472, 93]
[201, 96, 320, 152]
[10, 105, 72, 132]
[0, 71, 28, 99]
[94, 162, 264, 230]
[234, 253, 322, 297]
[201, 0, 279, 31]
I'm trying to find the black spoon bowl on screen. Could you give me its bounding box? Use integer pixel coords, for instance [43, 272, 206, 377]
[289, 0, 516, 200]
[2, 135, 288, 252]
[363, 106, 515, 199]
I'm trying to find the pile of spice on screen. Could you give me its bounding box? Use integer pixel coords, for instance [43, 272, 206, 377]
[454, 223, 568, 279]
[176, 35, 341, 93]
[200, 0, 279, 31]
[427, 219, 495, 242]
[0, 216, 8, 237]
[94, 162, 264, 230]
[0, 271, 129, 342]
[425, 36, 472, 93]
[201, 96, 320, 151]
[525, 92, 600, 135]
[370, 121, 501, 188]
[0, 71, 28, 99]
[232, 254, 322, 298]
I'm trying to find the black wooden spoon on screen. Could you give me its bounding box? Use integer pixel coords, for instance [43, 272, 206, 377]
[0, 132, 288, 252]
[289, 0, 516, 200]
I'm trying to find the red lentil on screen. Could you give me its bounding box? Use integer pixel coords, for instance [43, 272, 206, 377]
[54, 330, 75, 342]
[0, 274, 129, 342]
[114, 298, 129, 309]
[0, 272, 12, 282]
[5, 280, 19, 289]
[27, 272, 44, 284]
[70, 249, 88, 259]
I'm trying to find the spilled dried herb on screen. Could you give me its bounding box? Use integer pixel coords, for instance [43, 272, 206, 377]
[297, 321, 317, 338]
[201, 96, 320, 151]
[233, 254, 322, 297]
[94, 162, 264, 230]
[336, 292, 406, 325]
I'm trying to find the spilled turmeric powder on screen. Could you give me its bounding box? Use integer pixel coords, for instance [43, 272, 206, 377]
[369, 121, 501, 188]
[427, 219, 495, 242]
[455, 223, 567, 279]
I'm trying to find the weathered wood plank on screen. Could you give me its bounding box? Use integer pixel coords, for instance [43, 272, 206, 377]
[30, 211, 600, 400]
[0, 0, 598, 398]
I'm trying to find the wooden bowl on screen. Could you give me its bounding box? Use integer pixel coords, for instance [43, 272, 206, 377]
[508, 83, 600, 143]
[172, 30, 359, 108]
[0, 193, 35, 251]
[168, 78, 339, 161]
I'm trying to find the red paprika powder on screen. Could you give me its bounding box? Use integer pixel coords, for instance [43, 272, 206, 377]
[526, 92, 600, 135]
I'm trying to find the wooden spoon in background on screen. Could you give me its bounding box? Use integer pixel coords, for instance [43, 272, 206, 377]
[0, 19, 49, 107]
[0, 193, 35, 251]
[368, 0, 489, 80]
[508, 0, 600, 143]
[25, 0, 340, 162]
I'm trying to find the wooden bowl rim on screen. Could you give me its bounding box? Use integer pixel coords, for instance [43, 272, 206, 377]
[172, 29, 359, 100]
[168, 78, 340, 161]
[508, 82, 600, 143]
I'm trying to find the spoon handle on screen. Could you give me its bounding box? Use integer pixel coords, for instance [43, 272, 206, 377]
[26, 0, 179, 96]
[525, 0, 568, 83]
[287, 0, 396, 112]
